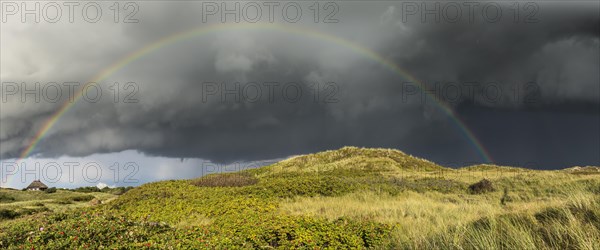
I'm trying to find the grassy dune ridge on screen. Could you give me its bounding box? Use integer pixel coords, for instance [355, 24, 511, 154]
[0, 146, 599, 249]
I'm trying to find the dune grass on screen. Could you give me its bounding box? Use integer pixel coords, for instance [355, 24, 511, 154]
[1, 147, 598, 249]
[0, 189, 116, 221]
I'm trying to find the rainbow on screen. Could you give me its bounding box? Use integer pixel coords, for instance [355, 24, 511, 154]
[17, 22, 493, 163]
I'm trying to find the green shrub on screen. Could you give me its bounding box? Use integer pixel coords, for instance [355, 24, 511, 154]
[0, 210, 393, 249]
[500, 187, 513, 205]
[71, 186, 101, 193]
[45, 187, 57, 194]
[0, 193, 15, 203]
[468, 179, 495, 194]
[54, 199, 72, 205]
[107, 186, 134, 195]
[20, 206, 50, 215]
[0, 209, 19, 220]
[191, 173, 258, 187]
[60, 194, 95, 203]
[72, 195, 95, 202]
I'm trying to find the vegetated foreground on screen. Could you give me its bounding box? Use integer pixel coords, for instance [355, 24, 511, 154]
[1, 147, 599, 249]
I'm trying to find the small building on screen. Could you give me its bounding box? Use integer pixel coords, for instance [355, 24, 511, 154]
[26, 180, 48, 191]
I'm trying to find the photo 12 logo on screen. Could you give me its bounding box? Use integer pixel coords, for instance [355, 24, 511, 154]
[1, 1, 139, 23]
[396, 1, 540, 23]
[1, 161, 139, 185]
[401, 81, 541, 105]
[198, 160, 279, 177]
[200, 1, 340, 23]
[199, 81, 340, 104]
[1, 81, 139, 104]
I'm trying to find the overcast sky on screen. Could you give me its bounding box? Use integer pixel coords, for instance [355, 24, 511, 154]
[1, 1, 598, 188]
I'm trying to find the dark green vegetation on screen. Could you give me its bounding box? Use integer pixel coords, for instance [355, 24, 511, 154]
[1, 147, 599, 249]
[0, 188, 116, 223]
[70, 186, 135, 195]
[468, 178, 495, 194]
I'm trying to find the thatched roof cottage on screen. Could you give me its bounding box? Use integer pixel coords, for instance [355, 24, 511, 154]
[26, 180, 48, 191]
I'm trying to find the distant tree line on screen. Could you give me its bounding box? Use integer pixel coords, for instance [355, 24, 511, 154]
[70, 186, 134, 195]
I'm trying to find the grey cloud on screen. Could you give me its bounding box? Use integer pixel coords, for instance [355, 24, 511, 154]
[379, 1, 599, 108]
[1, 1, 598, 168]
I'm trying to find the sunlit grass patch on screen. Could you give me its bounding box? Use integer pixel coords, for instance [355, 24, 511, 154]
[191, 172, 259, 187]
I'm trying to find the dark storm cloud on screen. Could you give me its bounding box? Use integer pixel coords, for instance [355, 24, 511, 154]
[380, 1, 599, 108]
[1, 1, 598, 167]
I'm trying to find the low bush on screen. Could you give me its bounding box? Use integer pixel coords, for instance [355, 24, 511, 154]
[107, 186, 134, 195]
[72, 195, 95, 202]
[59, 195, 95, 203]
[0, 209, 19, 220]
[468, 179, 495, 194]
[500, 187, 513, 205]
[0, 210, 393, 249]
[0, 193, 15, 203]
[71, 186, 102, 193]
[70, 186, 134, 194]
[20, 206, 50, 216]
[53, 199, 72, 205]
[191, 173, 259, 187]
